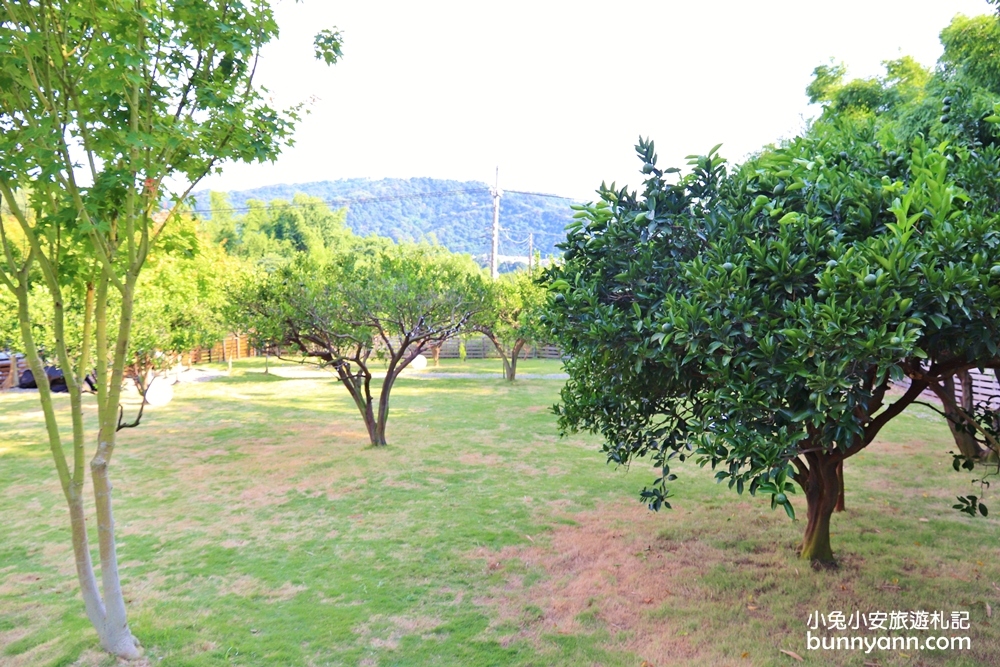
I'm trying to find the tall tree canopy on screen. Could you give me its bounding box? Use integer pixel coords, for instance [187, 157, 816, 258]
[0, 1, 340, 657]
[546, 9, 1000, 566]
[546, 122, 1000, 564]
[807, 10, 1000, 459]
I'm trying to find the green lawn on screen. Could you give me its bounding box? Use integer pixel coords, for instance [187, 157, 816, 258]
[1, 359, 998, 666]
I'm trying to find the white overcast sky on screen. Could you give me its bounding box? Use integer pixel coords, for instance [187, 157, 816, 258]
[195, 0, 994, 201]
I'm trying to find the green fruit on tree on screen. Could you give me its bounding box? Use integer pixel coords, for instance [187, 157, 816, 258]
[722, 262, 735, 272]
[773, 182, 786, 195]
[826, 229, 837, 238]
[941, 115, 951, 124]
[817, 289, 829, 299]
[943, 96, 953, 105]
[990, 265, 1000, 278]
[890, 336, 901, 344]
[661, 322, 674, 332]
[826, 259, 838, 269]
[863, 274, 878, 287]
[775, 493, 788, 504]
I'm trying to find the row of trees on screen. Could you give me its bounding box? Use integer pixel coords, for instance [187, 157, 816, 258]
[544, 10, 1000, 564]
[230, 232, 548, 446]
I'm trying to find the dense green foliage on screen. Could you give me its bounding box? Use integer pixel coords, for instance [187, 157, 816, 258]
[201, 192, 351, 268]
[193, 177, 575, 260]
[128, 216, 233, 383]
[545, 11, 1000, 564]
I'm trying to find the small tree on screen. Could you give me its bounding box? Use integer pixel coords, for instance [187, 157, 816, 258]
[0, 2, 340, 657]
[473, 267, 547, 380]
[237, 239, 484, 445]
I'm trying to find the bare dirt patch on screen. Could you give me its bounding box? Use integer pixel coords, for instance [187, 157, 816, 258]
[353, 615, 444, 650]
[457, 452, 502, 466]
[217, 574, 307, 601]
[471, 502, 743, 666]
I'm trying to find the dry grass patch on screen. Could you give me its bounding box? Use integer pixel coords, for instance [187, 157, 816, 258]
[472, 502, 730, 665]
[353, 615, 445, 651]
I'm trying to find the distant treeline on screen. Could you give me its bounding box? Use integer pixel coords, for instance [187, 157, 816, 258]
[191, 177, 577, 261]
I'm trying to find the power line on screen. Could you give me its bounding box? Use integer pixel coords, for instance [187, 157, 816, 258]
[506, 188, 580, 201]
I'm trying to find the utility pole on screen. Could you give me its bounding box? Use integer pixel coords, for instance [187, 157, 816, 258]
[489, 167, 502, 279]
[528, 232, 534, 272]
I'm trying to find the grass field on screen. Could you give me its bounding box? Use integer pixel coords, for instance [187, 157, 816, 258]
[1, 358, 998, 666]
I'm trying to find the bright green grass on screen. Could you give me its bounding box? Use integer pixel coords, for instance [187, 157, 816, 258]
[1, 359, 998, 666]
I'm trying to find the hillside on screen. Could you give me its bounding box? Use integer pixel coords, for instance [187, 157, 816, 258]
[191, 177, 578, 261]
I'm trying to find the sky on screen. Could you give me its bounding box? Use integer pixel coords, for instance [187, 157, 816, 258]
[195, 0, 995, 202]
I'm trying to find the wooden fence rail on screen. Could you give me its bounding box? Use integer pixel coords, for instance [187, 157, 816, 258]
[894, 368, 1000, 408]
[429, 336, 563, 360]
[180, 333, 255, 367]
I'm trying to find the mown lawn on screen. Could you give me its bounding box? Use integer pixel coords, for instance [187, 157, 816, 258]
[1, 359, 998, 666]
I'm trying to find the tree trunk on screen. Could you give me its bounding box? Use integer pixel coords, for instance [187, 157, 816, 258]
[484, 333, 513, 380]
[940, 375, 984, 459]
[91, 456, 142, 658]
[834, 461, 845, 512]
[362, 400, 383, 446]
[508, 339, 526, 381]
[373, 361, 405, 447]
[800, 453, 841, 564]
[431, 344, 441, 367]
[15, 279, 141, 659]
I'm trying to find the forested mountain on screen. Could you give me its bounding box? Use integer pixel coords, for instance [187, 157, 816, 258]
[191, 177, 577, 260]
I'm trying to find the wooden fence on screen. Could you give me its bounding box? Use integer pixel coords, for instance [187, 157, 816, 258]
[430, 335, 563, 360]
[956, 368, 1000, 407]
[894, 368, 1000, 408]
[180, 333, 255, 366]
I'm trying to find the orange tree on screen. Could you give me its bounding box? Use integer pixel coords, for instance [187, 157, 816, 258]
[235, 239, 485, 446]
[544, 122, 1000, 564]
[472, 266, 548, 381]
